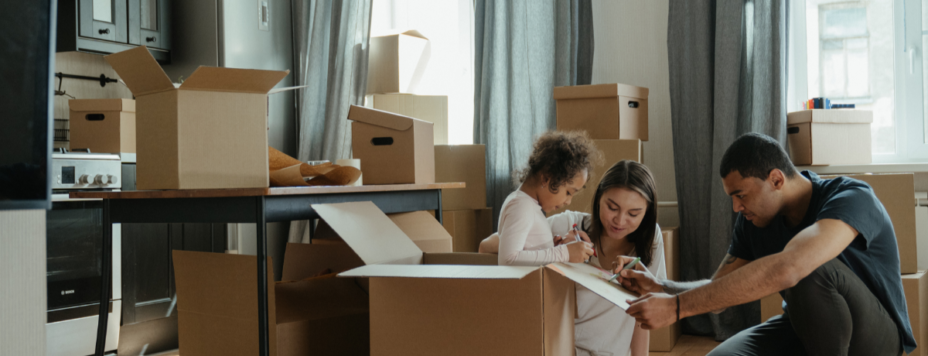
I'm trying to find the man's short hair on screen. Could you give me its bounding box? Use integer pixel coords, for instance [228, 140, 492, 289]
[719, 133, 798, 180]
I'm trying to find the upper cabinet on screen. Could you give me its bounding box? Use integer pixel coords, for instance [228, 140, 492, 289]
[58, 0, 171, 63]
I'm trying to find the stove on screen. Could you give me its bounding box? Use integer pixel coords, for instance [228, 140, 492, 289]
[46, 148, 122, 356]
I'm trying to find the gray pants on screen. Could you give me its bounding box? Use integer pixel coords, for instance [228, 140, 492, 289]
[707, 259, 901, 356]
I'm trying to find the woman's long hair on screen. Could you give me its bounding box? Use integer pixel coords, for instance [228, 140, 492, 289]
[587, 160, 658, 266]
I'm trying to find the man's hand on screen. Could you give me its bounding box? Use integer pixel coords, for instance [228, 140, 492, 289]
[612, 255, 663, 294]
[626, 293, 678, 330]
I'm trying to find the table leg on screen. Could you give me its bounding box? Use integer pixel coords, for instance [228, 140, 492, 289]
[94, 199, 112, 356]
[256, 196, 269, 356]
[435, 189, 443, 224]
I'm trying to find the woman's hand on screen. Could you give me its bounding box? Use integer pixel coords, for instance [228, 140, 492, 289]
[566, 240, 595, 263]
[613, 255, 663, 294]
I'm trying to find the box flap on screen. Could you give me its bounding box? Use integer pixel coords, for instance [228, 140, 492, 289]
[787, 110, 873, 125]
[281, 243, 364, 282]
[423, 252, 499, 266]
[348, 105, 422, 131]
[312, 201, 423, 265]
[104, 46, 175, 96]
[68, 98, 136, 113]
[547, 262, 638, 310]
[553, 83, 649, 100]
[388, 211, 453, 253]
[268, 85, 307, 95]
[180, 66, 289, 94]
[338, 264, 538, 279]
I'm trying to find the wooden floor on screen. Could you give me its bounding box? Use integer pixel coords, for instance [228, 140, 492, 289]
[651, 335, 722, 356]
[148, 335, 720, 356]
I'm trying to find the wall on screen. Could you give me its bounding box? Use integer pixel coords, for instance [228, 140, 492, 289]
[0, 210, 46, 356]
[591, 0, 678, 228]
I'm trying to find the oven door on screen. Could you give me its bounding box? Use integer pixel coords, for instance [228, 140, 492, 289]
[46, 193, 121, 355]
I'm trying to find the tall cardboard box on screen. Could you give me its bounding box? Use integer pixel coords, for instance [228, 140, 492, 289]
[440, 208, 494, 252]
[367, 30, 429, 94]
[917, 205, 928, 270]
[371, 94, 448, 144]
[848, 174, 918, 274]
[554, 83, 649, 141]
[787, 110, 873, 166]
[105, 46, 288, 190]
[650, 227, 681, 352]
[435, 144, 487, 210]
[172, 249, 370, 356]
[760, 293, 785, 322]
[904, 271, 928, 356]
[68, 99, 136, 155]
[551, 139, 641, 215]
[327, 201, 640, 356]
[349, 105, 435, 185]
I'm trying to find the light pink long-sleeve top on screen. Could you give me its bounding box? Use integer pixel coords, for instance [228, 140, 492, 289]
[497, 189, 570, 266]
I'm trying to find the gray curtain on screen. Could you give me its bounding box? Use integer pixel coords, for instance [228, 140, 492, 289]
[668, 0, 788, 340]
[288, 0, 372, 243]
[474, 0, 594, 230]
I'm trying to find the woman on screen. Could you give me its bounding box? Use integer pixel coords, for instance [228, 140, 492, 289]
[480, 160, 665, 356]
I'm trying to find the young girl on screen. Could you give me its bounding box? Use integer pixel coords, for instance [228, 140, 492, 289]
[496, 131, 600, 266]
[483, 160, 666, 356]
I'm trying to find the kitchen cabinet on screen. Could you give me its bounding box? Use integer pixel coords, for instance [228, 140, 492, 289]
[57, 0, 171, 63]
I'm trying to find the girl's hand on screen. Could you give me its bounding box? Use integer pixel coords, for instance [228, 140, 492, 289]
[566, 240, 594, 263]
[554, 229, 592, 246]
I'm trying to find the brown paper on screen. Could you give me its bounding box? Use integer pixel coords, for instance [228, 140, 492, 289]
[268, 147, 361, 187]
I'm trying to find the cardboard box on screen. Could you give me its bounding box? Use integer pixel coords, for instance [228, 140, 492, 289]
[68, 99, 136, 154]
[325, 201, 639, 356]
[760, 293, 784, 322]
[554, 83, 649, 141]
[367, 30, 429, 94]
[435, 145, 487, 210]
[172, 249, 369, 356]
[371, 94, 448, 145]
[917, 206, 928, 270]
[439, 208, 494, 252]
[313, 211, 453, 254]
[650, 226, 681, 352]
[105, 46, 288, 190]
[847, 174, 918, 274]
[904, 271, 928, 356]
[349, 105, 435, 185]
[551, 139, 641, 215]
[787, 110, 873, 166]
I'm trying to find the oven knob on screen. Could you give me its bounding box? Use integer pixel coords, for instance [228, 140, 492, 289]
[105, 175, 118, 185]
[93, 174, 105, 185]
[78, 174, 90, 185]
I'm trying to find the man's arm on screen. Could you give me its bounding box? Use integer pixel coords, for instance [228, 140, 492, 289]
[660, 253, 749, 294]
[677, 219, 857, 318]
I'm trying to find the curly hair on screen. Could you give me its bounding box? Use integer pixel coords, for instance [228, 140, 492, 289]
[515, 131, 603, 193]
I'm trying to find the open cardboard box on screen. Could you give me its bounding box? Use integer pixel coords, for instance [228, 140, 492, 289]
[172, 248, 369, 356]
[319, 201, 638, 355]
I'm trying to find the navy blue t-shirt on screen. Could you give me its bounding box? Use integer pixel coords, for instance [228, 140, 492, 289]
[728, 171, 915, 353]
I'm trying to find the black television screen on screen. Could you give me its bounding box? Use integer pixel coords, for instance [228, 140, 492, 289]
[0, 0, 56, 210]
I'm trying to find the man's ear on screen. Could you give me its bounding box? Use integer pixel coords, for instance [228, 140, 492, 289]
[768, 169, 786, 190]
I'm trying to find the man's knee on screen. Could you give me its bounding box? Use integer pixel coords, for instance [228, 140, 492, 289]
[785, 259, 842, 303]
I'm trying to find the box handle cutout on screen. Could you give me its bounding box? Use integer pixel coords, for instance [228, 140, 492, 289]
[787, 127, 800, 134]
[85, 114, 105, 121]
[628, 101, 639, 108]
[371, 137, 394, 146]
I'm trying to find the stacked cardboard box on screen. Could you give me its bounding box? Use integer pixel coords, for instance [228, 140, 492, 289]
[434, 145, 492, 251]
[68, 99, 136, 156]
[786, 110, 873, 166]
[366, 30, 450, 145]
[348, 105, 435, 185]
[650, 227, 682, 352]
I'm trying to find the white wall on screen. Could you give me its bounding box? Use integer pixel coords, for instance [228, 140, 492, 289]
[591, 0, 678, 227]
[0, 210, 46, 356]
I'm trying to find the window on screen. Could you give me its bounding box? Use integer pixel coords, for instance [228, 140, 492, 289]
[790, 0, 926, 161]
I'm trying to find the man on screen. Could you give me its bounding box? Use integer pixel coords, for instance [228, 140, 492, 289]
[618, 133, 914, 355]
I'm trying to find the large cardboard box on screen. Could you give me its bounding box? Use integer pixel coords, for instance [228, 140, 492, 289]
[367, 30, 429, 94]
[435, 144, 487, 210]
[760, 293, 785, 322]
[349, 105, 435, 185]
[68, 99, 136, 154]
[787, 110, 873, 166]
[439, 208, 494, 252]
[847, 174, 918, 274]
[371, 94, 448, 144]
[904, 271, 928, 356]
[105, 46, 288, 190]
[554, 83, 649, 141]
[172, 248, 369, 356]
[551, 139, 641, 215]
[318, 201, 639, 355]
[917, 205, 928, 270]
[650, 227, 681, 352]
